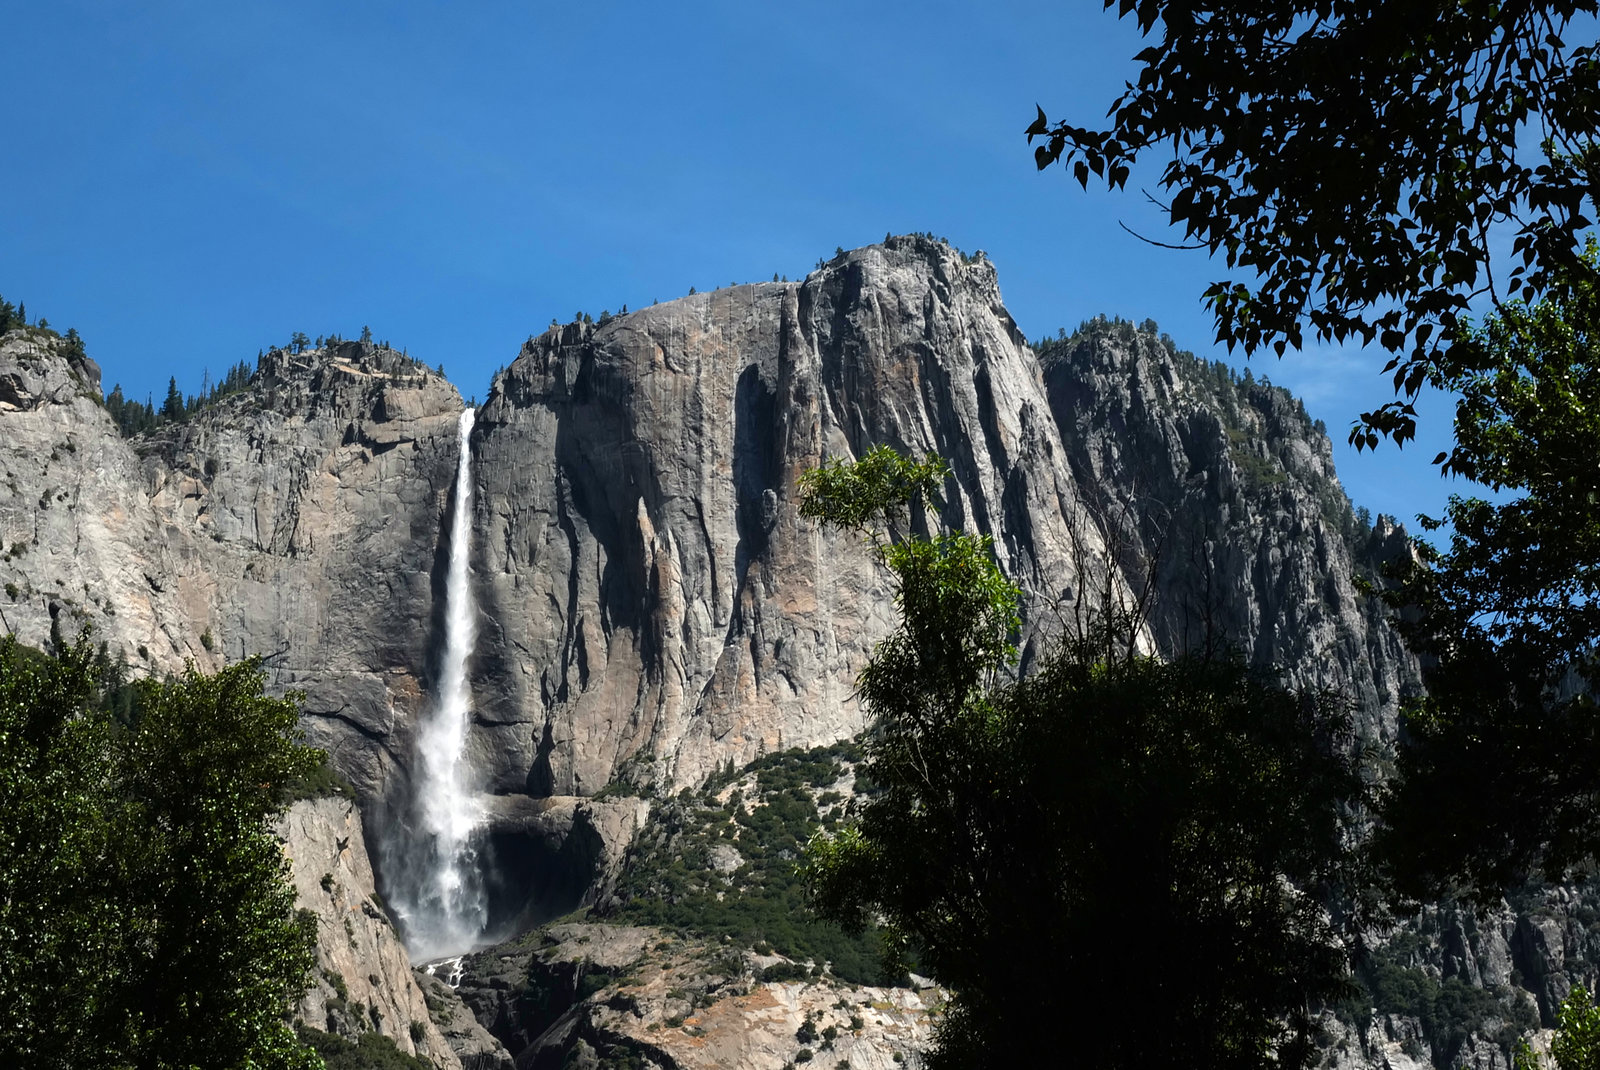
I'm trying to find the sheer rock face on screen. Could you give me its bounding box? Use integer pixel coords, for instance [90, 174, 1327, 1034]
[473, 238, 1113, 796]
[0, 242, 1428, 863]
[278, 796, 467, 1069]
[138, 343, 467, 801]
[0, 330, 203, 675]
[1039, 326, 1422, 742]
[0, 335, 464, 802]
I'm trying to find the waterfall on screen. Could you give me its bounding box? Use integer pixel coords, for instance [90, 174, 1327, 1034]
[390, 407, 488, 961]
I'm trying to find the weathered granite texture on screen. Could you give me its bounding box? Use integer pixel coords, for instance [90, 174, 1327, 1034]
[0, 329, 211, 673]
[472, 238, 1118, 797]
[139, 343, 466, 802]
[0, 335, 465, 803]
[453, 923, 938, 1070]
[1037, 320, 1422, 743]
[278, 795, 464, 1068]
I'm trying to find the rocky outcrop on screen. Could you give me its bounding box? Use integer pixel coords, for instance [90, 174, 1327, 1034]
[1302, 877, 1600, 1070]
[278, 795, 464, 1068]
[470, 794, 651, 936]
[0, 329, 209, 675]
[414, 969, 514, 1070]
[465, 242, 1421, 801]
[138, 343, 466, 802]
[453, 923, 938, 1070]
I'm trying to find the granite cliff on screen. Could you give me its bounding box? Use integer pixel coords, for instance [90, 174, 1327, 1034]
[0, 236, 1568, 1069]
[471, 238, 1124, 801]
[0, 238, 1405, 829]
[1036, 320, 1420, 744]
[0, 334, 463, 800]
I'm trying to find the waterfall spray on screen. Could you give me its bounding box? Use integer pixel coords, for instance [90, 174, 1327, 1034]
[391, 407, 488, 961]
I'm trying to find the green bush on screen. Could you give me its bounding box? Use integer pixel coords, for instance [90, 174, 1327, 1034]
[1357, 952, 1532, 1064]
[295, 1025, 432, 1070]
[601, 742, 892, 985]
[282, 751, 358, 803]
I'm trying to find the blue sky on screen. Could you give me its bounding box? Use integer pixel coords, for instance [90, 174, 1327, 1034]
[1, 0, 1464, 527]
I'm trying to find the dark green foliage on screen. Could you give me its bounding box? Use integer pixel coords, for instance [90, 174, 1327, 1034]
[1374, 253, 1600, 903]
[815, 646, 1364, 1070]
[1357, 956, 1533, 1063]
[801, 448, 1363, 1070]
[104, 358, 254, 437]
[0, 295, 84, 358]
[730, 741, 862, 796]
[282, 750, 359, 804]
[295, 1026, 430, 1070]
[0, 295, 23, 334]
[0, 631, 325, 1069]
[0, 636, 117, 1063]
[1552, 986, 1600, 1070]
[1335, 923, 1540, 1064]
[600, 741, 889, 985]
[161, 376, 185, 423]
[797, 445, 948, 538]
[1031, 0, 1600, 449]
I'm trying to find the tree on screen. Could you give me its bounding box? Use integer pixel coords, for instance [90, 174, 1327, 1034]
[1512, 985, 1600, 1069]
[800, 447, 1362, 1070]
[0, 637, 117, 1064]
[1030, 0, 1599, 447]
[1030, 0, 1600, 917]
[1372, 249, 1600, 902]
[0, 632, 324, 1069]
[291, 331, 310, 354]
[161, 376, 185, 424]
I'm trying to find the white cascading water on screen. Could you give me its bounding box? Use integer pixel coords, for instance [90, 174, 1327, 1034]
[392, 407, 488, 963]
